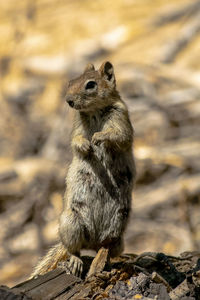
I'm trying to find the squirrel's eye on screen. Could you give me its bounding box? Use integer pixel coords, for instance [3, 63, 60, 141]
[85, 81, 97, 90]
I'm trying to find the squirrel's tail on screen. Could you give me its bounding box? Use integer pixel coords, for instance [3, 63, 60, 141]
[30, 242, 68, 279]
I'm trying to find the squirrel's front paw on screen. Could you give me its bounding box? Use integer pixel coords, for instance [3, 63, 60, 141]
[58, 255, 83, 277]
[79, 139, 91, 154]
[68, 255, 83, 277]
[72, 136, 91, 155]
[91, 132, 106, 146]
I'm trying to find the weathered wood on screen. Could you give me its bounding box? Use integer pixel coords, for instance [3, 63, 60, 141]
[87, 247, 108, 278]
[151, 271, 172, 292]
[55, 283, 83, 300]
[169, 279, 190, 300]
[14, 269, 67, 292]
[6, 251, 200, 299]
[0, 285, 31, 300]
[26, 273, 80, 300]
[13, 269, 81, 300]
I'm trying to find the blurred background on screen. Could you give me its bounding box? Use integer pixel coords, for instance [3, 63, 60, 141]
[0, 0, 200, 287]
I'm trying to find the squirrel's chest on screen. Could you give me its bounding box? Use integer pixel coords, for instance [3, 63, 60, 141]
[85, 113, 104, 138]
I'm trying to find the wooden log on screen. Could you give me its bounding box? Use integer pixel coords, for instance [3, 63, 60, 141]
[13, 269, 81, 300]
[4, 251, 200, 299]
[87, 247, 108, 278]
[0, 285, 31, 300]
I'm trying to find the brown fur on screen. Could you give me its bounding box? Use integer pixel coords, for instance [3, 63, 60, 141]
[30, 61, 135, 278]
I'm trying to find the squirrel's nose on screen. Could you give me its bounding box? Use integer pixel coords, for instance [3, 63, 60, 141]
[66, 96, 74, 108]
[67, 100, 74, 107]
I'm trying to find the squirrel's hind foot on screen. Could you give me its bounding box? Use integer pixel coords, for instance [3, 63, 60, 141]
[58, 255, 83, 278]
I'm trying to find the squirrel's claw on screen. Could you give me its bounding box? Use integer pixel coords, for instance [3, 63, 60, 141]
[69, 255, 83, 277]
[70, 255, 83, 277]
[58, 255, 83, 277]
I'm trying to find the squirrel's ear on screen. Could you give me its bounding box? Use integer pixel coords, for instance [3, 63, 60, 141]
[99, 61, 115, 87]
[84, 63, 95, 73]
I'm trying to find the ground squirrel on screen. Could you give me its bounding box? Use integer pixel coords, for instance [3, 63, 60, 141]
[31, 61, 136, 278]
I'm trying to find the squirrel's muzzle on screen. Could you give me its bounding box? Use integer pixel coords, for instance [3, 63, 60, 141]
[66, 95, 74, 108]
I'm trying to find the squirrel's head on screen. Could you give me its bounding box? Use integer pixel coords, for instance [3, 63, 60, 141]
[65, 61, 117, 111]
